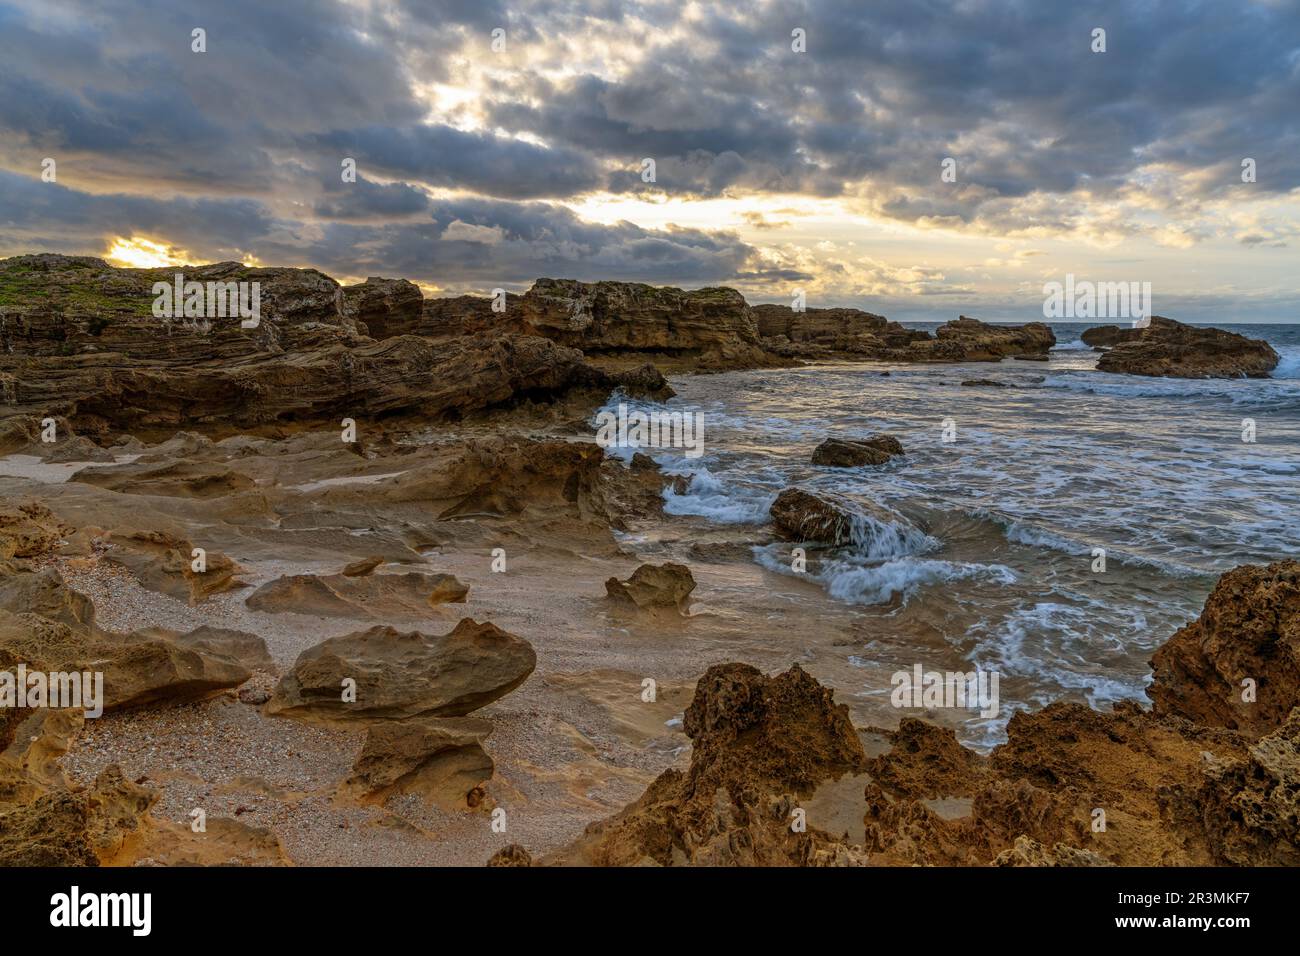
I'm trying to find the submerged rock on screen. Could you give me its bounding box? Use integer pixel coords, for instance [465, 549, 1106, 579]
[769, 488, 856, 544]
[811, 435, 904, 467]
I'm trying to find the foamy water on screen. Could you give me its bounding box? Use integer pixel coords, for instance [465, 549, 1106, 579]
[598, 322, 1300, 746]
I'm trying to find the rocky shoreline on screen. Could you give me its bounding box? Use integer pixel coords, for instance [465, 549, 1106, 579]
[0, 253, 1293, 867]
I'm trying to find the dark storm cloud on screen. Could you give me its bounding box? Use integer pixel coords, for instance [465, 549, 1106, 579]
[307, 124, 605, 199]
[0, 0, 1297, 284]
[489, 0, 1300, 209]
[0, 170, 758, 288]
[286, 196, 759, 287]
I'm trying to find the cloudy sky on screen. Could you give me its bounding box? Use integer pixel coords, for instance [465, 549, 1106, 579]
[2, 0, 1298, 321]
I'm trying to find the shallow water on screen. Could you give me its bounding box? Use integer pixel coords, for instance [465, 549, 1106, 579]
[603, 323, 1300, 747]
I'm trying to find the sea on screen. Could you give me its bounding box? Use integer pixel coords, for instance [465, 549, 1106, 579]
[601, 323, 1300, 747]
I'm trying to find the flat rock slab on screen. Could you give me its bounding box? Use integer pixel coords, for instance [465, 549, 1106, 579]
[245, 571, 468, 620]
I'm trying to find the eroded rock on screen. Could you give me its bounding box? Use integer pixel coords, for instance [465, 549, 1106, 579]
[267, 619, 536, 721]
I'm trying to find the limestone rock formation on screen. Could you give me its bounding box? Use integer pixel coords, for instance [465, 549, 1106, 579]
[1094, 316, 1279, 378]
[346, 716, 495, 808]
[520, 278, 767, 368]
[341, 277, 424, 339]
[605, 562, 696, 613]
[245, 570, 468, 620]
[1148, 560, 1300, 732]
[267, 619, 536, 721]
[548, 663, 870, 866]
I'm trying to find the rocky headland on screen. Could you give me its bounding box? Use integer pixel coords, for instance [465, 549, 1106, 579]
[0, 252, 1291, 867]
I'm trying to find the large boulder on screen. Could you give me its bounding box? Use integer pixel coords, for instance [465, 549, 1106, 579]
[769, 488, 856, 544]
[345, 716, 494, 808]
[1148, 560, 1300, 733]
[266, 619, 536, 721]
[1095, 316, 1279, 378]
[605, 562, 696, 613]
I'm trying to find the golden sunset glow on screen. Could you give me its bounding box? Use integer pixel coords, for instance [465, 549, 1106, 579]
[105, 236, 193, 269]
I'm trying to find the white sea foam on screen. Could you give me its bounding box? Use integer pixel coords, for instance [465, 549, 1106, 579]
[822, 557, 1017, 605]
[662, 466, 775, 523]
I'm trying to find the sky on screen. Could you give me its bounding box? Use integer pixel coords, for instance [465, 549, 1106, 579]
[1, 0, 1298, 322]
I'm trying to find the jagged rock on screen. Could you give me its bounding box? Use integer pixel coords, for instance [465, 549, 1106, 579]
[1149, 560, 1300, 733]
[960, 379, 1007, 387]
[102, 530, 244, 603]
[548, 663, 869, 866]
[605, 563, 696, 613]
[811, 435, 904, 467]
[865, 718, 986, 800]
[1172, 708, 1300, 866]
[1095, 316, 1279, 378]
[341, 277, 424, 339]
[0, 762, 154, 866]
[994, 836, 1114, 867]
[245, 570, 468, 619]
[0, 500, 71, 564]
[487, 844, 533, 866]
[769, 488, 855, 544]
[267, 619, 536, 721]
[346, 716, 494, 808]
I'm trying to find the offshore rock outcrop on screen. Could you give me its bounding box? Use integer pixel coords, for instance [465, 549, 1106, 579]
[1093, 316, 1279, 378]
[811, 434, 904, 467]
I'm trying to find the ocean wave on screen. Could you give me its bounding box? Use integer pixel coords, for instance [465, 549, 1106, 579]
[754, 542, 1015, 606]
[1038, 369, 1300, 408]
[970, 508, 1209, 578]
[1051, 337, 1095, 351]
[1273, 346, 1300, 380]
[844, 509, 939, 561]
[823, 557, 1017, 605]
[662, 466, 775, 524]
